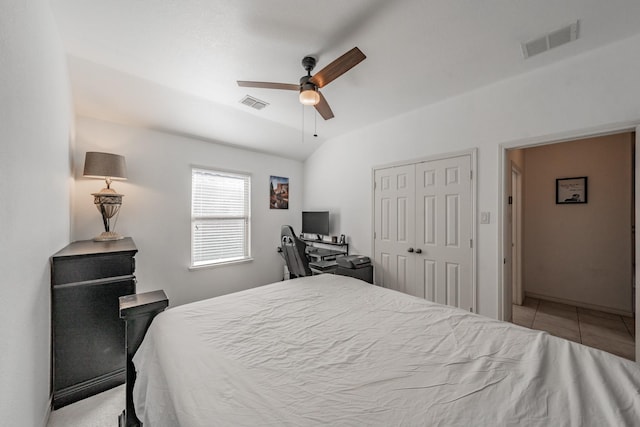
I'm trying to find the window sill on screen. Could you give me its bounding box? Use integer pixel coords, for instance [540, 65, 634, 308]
[189, 257, 253, 271]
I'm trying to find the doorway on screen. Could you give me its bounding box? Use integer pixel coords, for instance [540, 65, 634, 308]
[500, 126, 638, 361]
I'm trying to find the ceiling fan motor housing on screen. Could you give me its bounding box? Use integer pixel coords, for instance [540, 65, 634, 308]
[301, 57, 319, 95]
[301, 56, 317, 73]
[299, 75, 315, 91]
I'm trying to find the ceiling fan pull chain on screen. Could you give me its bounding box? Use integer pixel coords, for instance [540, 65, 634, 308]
[314, 109, 318, 138]
[301, 103, 305, 144]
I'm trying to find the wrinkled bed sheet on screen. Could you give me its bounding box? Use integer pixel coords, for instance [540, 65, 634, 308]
[133, 274, 640, 426]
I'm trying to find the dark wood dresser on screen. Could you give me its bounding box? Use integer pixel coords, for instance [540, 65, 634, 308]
[51, 237, 137, 408]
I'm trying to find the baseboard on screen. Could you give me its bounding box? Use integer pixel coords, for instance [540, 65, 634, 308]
[53, 368, 125, 409]
[42, 395, 52, 427]
[525, 292, 633, 317]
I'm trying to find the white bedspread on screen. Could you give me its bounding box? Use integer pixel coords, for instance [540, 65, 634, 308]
[133, 274, 640, 426]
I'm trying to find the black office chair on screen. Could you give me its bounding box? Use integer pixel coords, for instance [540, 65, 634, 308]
[281, 225, 312, 278]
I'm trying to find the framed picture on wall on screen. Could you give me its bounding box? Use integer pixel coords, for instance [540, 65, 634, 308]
[270, 175, 289, 209]
[556, 176, 588, 204]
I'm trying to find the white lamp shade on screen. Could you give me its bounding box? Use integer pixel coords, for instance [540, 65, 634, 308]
[299, 89, 320, 106]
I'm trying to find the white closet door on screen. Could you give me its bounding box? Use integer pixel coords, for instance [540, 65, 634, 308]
[415, 155, 473, 310]
[374, 165, 416, 294]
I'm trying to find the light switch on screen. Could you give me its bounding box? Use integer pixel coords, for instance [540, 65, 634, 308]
[480, 211, 490, 224]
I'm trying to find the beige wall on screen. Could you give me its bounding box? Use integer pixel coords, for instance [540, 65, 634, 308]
[523, 133, 634, 314]
[509, 149, 525, 171]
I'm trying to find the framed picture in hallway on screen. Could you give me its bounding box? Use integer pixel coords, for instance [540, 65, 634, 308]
[556, 176, 588, 204]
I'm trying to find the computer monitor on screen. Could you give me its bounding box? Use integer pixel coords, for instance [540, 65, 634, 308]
[302, 211, 329, 238]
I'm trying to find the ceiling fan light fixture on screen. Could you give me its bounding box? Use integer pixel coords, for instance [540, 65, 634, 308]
[237, 47, 365, 119]
[299, 88, 320, 106]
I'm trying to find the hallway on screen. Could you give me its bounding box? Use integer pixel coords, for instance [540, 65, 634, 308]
[513, 297, 635, 361]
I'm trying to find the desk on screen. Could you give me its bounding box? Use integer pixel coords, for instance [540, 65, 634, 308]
[277, 236, 349, 277]
[309, 258, 374, 283]
[305, 247, 346, 261]
[302, 238, 348, 261]
[309, 259, 339, 274]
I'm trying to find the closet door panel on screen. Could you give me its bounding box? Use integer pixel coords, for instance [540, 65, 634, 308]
[374, 165, 416, 293]
[416, 155, 473, 310]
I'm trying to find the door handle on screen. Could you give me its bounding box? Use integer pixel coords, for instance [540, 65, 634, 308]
[407, 248, 414, 253]
[415, 248, 422, 254]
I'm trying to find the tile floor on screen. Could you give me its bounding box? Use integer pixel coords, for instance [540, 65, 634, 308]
[512, 297, 636, 361]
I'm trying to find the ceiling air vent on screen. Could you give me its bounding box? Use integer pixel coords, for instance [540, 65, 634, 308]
[240, 95, 269, 110]
[522, 20, 579, 59]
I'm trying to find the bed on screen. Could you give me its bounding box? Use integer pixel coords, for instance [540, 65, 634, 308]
[123, 274, 640, 426]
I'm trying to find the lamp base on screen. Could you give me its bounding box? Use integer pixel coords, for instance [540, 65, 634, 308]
[93, 231, 125, 241]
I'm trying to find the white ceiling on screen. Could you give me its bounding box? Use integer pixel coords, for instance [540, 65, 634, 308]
[50, 0, 640, 161]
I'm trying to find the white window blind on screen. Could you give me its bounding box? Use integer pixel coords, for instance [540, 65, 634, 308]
[191, 168, 251, 267]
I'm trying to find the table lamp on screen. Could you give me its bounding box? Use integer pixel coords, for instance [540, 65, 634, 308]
[83, 151, 127, 241]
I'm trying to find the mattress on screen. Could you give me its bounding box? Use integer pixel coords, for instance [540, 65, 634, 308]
[133, 274, 640, 426]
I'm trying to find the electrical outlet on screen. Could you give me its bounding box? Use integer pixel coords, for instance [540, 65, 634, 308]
[480, 211, 490, 224]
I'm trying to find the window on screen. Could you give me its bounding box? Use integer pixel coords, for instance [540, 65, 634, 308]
[191, 167, 251, 267]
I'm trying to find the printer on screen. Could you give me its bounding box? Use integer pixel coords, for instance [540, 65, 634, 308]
[335, 255, 373, 283]
[336, 255, 371, 269]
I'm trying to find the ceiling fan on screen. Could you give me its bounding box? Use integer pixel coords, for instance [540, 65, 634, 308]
[237, 47, 366, 120]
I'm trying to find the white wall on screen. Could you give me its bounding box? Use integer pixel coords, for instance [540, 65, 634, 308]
[72, 117, 304, 307]
[0, 1, 73, 426]
[304, 34, 640, 318]
[523, 133, 633, 314]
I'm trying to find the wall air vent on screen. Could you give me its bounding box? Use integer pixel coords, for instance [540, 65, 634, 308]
[522, 20, 579, 59]
[240, 95, 269, 110]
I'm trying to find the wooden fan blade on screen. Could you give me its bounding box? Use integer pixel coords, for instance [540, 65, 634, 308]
[237, 81, 299, 91]
[309, 47, 366, 88]
[314, 92, 334, 120]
